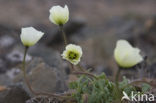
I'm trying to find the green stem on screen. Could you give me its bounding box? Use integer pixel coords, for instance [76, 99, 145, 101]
[72, 71, 98, 80]
[59, 25, 68, 46]
[22, 46, 36, 95]
[115, 67, 121, 87]
[115, 66, 122, 101]
[70, 63, 76, 72]
[77, 64, 87, 72]
[123, 79, 156, 89]
[74, 64, 97, 79]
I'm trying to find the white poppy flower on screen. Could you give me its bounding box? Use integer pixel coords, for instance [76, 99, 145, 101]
[62, 44, 82, 65]
[20, 27, 44, 47]
[114, 40, 143, 68]
[49, 5, 69, 25]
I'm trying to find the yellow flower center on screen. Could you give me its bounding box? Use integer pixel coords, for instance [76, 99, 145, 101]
[68, 51, 78, 60]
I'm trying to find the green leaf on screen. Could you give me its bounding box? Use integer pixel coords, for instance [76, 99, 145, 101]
[141, 83, 151, 93]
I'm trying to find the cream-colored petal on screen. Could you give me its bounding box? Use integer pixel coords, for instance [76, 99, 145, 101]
[20, 27, 44, 46]
[49, 5, 69, 25]
[61, 44, 82, 65]
[114, 39, 143, 68]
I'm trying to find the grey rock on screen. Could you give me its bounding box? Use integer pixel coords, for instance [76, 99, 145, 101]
[0, 86, 30, 103]
[147, 62, 156, 78]
[0, 58, 7, 73]
[0, 35, 15, 49]
[6, 68, 21, 79]
[28, 45, 64, 69]
[0, 74, 12, 86]
[0, 68, 20, 86]
[0, 45, 31, 74]
[94, 65, 113, 76]
[14, 57, 67, 96]
[5, 49, 32, 68]
[0, 25, 18, 36]
[0, 35, 17, 56]
[0, 25, 18, 54]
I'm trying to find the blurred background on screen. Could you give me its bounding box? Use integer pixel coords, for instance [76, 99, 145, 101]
[0, 0, 156, 102]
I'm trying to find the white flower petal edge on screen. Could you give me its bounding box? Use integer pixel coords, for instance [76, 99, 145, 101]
[62, 44, 82, 65]
[20, 27, 44, 47]
[49, 5, 69, 25]
[65, 44, 82, 55]
[114, 40, 143, 68]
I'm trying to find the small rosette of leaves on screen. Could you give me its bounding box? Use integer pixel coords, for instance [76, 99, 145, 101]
[69, 73, 151, 103]
[69, 73, 115, 103]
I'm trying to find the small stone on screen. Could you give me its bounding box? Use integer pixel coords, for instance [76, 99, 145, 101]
[0, 58, 7, 73]
[0, 35, 15, 48]
[6, 68, 20, 79]
[0, 86, 30, 103]
[5, 50, 31, 68]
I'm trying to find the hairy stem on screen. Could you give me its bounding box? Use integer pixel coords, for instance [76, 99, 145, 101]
[72, 64, 97, 79]
[128, 79, 156, 87]
[22, 46, 36, 95]
[115, 67, 121, 87]
[77, 64, 87, 72]
[72, 71, 98, 80]
[115, 66, 122, 100]
[70, 63, 76, 72]
[59, 25, 68, 45]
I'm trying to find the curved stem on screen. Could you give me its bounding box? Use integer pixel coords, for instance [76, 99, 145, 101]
[77, 64, 87, 72]
[22, 46, 36, 95]
[34, 92, 72, 99]
[126, 79, 156, 88]
[22, 46, 71, 99]
[70, 63, 77, 72]
[72, 64, 97, 79]
[72, 71, 97, 80]
[59, 25, 68, 45]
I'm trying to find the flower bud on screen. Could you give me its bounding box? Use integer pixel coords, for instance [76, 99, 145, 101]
[49, 5, 69, 25]
[62, 44, 82, 65]
[114, 40, 143, 68]
[20, 27, 44, 47]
